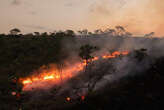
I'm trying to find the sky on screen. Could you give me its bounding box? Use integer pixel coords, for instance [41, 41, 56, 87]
[0, 0, 164, 36]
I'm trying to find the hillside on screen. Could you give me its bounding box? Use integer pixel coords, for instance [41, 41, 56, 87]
[0, 35, 164, 110]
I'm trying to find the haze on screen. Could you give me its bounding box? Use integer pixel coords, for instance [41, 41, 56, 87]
[0, 0, 164, 36]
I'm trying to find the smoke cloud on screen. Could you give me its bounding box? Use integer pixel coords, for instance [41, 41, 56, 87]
[23, 33, 164, 104]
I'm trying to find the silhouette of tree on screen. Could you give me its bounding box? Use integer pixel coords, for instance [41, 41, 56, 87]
[10, 28, 21, 35]
[55, 31, 66, 38]
[115, 26, 126, 36]
[88, 32, 93, 35]
[24, 33, 33, 37]
[0, 34, 5, 38]
[66, 30, 75, 37]
[94, 29, 103, 35]
[133, 48, 148, 61]
[104, 28, 116, 36]
[125, 32, 132, 37]
[144, 32, 155, 38]
[78, 29, 88, 36]
[34, 32, 40, 36]
[79, 44, 98, 72]
[41, 32, 48, 37]
[81, 29, 88, 35]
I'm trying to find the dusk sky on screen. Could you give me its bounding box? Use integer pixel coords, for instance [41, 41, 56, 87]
[0, 0, 164, 36]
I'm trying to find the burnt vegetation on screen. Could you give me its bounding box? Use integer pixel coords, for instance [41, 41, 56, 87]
[0, 26, 164, 110]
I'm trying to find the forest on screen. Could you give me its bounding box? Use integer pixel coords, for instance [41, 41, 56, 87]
[0, 26, 164, 110]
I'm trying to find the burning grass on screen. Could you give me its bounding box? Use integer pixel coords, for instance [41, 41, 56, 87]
[20, 51, 129, 91]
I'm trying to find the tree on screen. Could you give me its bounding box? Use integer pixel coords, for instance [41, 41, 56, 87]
[88, 32, 93, 35]
[0, 34, 5, 38]
[65, 30, 75, 37]
[115, 26, 126, 36]
[81, 29, 88, 35]
[79, 44, 98, 93]
[144, 32, 155, 38]
[10, 28, 21, 35]
[94, 29, 103, 35]
[133, 48, 148, 62]
[79, 44, 98, 72]
[41, 32, 48, 37]
[104, 28, 116, 36]
[78, 29, 88, 36]
[125, 32, 132, 37]
[55, 31, 66, 38]
[34, 32, 40, 36]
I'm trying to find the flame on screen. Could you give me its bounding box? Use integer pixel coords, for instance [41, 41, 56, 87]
[43, 75, 55, 80]
[11, 91, 16, 96]
[22, 79, 32, 85]
[81, 95, 85, 101]
[20, 51, 129, 91]
[66, 97, 71, 101]
[102, 51, 129, 59]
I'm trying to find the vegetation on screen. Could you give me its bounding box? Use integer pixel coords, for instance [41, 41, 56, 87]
[0, 27, 163, 110]
[79, 44, 98, 71]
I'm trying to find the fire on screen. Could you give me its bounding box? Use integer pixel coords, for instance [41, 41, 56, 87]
[66, 97, 71, 101]
[21, 73, 61, 85]
[81, 96, 85, 101]
[11, 91, 16, 96]
[43, 75, 55, 80]
[55, 75, 60, 79]
[20, 51, 129, 91]
[22, 79, 32, 85]
[102, 51, 129, 59]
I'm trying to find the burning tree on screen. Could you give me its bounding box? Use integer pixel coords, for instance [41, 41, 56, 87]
[79, 44, 99, 93]
[79, 44, 98, 72]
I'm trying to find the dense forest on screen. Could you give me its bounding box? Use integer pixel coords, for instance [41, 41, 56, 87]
[0, 27, 164, 110]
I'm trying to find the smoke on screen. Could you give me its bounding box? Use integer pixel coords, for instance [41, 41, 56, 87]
[87, 0, 164, 36]
[22, 33, 164, 107]
[12, 0, 21, 5]
[55, 35, 164, 96]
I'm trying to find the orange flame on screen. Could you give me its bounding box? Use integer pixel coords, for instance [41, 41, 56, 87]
[102, 51, 129, 59]
[20, 51, 129, 91]
[22, 79, 32, 85]
[66, 97, 71, 101]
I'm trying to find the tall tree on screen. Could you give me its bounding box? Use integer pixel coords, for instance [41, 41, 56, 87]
[79, 44, 98, 72]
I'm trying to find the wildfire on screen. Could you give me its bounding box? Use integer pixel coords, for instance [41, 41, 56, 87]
[102, 51, 129, 59]
[21, 73, 61, 85]
[43, 75, 55, 80]
[66, 97, 71, 102]
[81, 95, 85, 101]
[22, 79, 32, 85]
[20, 51, 129, 91]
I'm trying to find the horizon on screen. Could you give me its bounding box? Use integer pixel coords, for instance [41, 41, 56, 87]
[0, 0, 164, 37]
